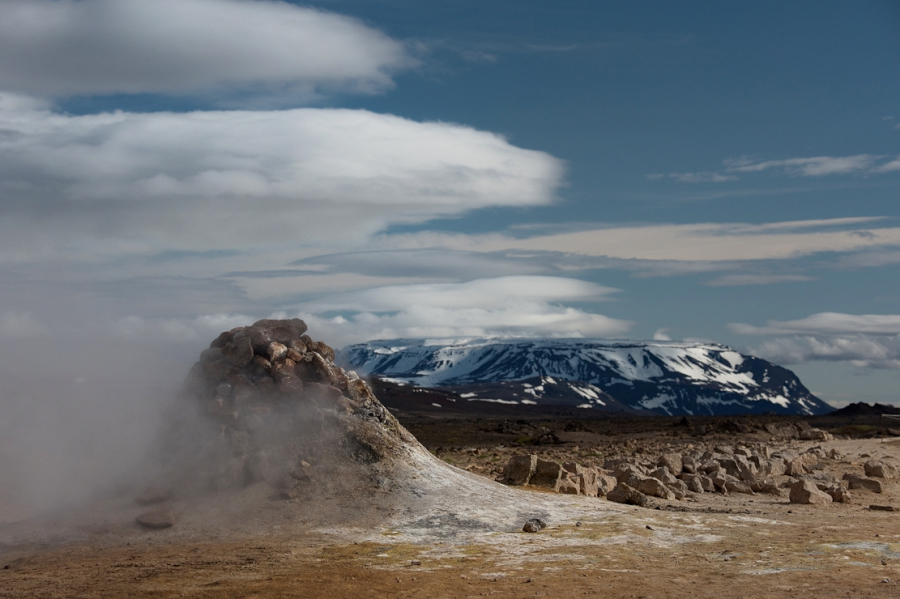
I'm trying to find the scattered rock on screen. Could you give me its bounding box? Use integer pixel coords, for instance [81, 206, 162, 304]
[606, 483, 648, 507]
[530, 459, 564, 490]
[844, 474, 885, 493]
[637, 477, 675, 500]
[869, 505, 896, 512]
[522, 518, 547, 533]
[596, 474, 618, 497]
[864, 459, 897, 480]
[825, 484, 852, 503]
[798, 428, 833, 441]
[657, 453, 683, 475]
[503, 454, 537, 486]
[789, 480, 832, 505]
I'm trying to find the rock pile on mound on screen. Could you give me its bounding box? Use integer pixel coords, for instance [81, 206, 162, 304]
[168, 318, 421, 500]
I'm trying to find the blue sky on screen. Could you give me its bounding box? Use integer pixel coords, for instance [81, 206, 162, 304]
[0, 0, 899, 406]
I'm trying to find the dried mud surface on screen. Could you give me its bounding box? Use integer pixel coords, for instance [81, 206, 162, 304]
[2, 431, 899, 598]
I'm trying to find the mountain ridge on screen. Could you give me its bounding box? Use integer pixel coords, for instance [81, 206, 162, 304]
[339, 338, 834, 417]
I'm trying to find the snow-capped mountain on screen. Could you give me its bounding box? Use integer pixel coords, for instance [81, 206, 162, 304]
[339, 338, 833, 416]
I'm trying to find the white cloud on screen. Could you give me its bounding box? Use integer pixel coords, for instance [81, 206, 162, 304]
[733, 312, 900, 371]
[293, 276, 632, 346]
[654, 154, 900, 183]
[749, 335, 900, 370]
[647, 172, 737, 183]
[0, 97, 564, 262]
[652, 328, 672, 341]
[872, 156, 900, 173]
[372, 218, 900, 263]
[705, 274, 814, 287]
[0, 0, 414, 98]
[731, 312, 900, 336]
[726, 154, 880, 176]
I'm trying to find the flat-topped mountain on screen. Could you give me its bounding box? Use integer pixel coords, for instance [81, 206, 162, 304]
[339, 338, 833, 416]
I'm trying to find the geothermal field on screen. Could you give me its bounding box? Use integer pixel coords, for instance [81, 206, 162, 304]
[1, 321, 899, 598]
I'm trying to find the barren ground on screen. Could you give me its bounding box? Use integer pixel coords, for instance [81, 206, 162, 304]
[2, 415, 899, 598]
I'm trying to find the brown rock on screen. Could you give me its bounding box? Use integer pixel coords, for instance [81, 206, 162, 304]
[844, 474, 884, 493]
[558, 473, 581, 495]
[209, 328, 237, 348]
[578, 468, 599, 497]
[530, 459, 564, 490]
[267, 342, 289, 361]
[648, 466, 678, 486]
[596, 474, 618, 496]
[785, 453, 819, 476]
[271, 358, 297, 379]
[637, 477, 675, 500]
[864, 460, 897, 480]
[522, 518, 546, 533]
[724, 481, 755, 495]
[606, 483, 648, 507]
[789, 480, 833, 505]
[799, 428, 833, 441]
[222, 335, 254, 366]
[749, 480, 781, 495]
[657, 453, 684, 475]
[614, 463, 647, 484]
[826, 484, 852, 503]
[252, 318, 308, 345]
[681, 474, 705, 494]
[503, 455, 537, 485]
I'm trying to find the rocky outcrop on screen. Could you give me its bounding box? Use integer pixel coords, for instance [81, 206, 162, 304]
[154, 319, 422, 502]
[499, 438, 889, 510]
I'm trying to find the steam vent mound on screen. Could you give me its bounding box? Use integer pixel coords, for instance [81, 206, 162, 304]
[183, 318, 423, 498]
[153, 318, 565, 537]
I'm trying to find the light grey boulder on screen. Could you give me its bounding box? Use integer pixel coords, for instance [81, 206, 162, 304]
[607, 483, 648, 506]
[657, 453, 684, 475]
[864, 459, 897, 480]
[637, 477, 676, 500]
[789, 480, 833, 505]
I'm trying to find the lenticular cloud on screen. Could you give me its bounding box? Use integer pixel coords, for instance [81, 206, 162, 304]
[0, 97, 564, 259]
[0, 0, 413, 97]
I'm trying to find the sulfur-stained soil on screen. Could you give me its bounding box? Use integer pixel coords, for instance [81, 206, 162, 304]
[2, 417, 900, 598]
